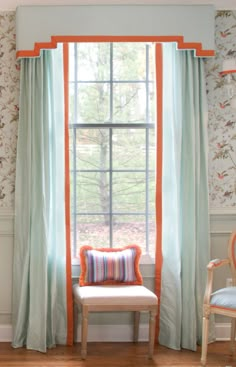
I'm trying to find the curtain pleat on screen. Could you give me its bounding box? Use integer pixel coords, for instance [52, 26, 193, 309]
[157, 43, 211, 350]
[12, 45, 73, 352]
[63, 43, 73, 346]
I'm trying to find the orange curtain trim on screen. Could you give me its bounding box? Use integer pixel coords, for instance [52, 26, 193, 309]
[16, 35, 214, 59]
[63, 43, 74, 346]
[154, 43, 163, 342]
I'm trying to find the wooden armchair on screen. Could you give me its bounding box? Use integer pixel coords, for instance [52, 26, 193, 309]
[201, 231, 236, 366]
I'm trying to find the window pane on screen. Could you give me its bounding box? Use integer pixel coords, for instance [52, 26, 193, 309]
[113, 43, 146, 81]
[112, 215, 146, 252]
[77, 215, 110, 250]
[148, 45, 155, 81]
[78, 83, 110, 123]
[148, 215, 156, 256]
[69, 43, 75, 82]
[149, 128, 156, 166]
[69, 83, 75, 124]
[77, 43, 110, 81]
[148, 128, 156, 212]
[69, 128, 75, 168]
[113, 83, 146, 123]
[70, 171, 75, 212]
[112, 129, 146, 170]
[113, 172, 145, 212]
[77, 129, 109, 170]
[77, 172, 109, 213]
[148, 171, 156, 212]
[149, 82, 156, 123]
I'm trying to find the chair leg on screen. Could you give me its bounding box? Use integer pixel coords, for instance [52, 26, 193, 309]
[201, 314, 209, 366]
[81, 306, 88, 360]
[73, 302, 79, 343]
[148, 310, 156, 359]
[133, 311, 140, 342]
[230, 318, 236, 355]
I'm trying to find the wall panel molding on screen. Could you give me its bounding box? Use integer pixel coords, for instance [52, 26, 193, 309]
[0, 325, 12, 342]
[0, 208, 14, 236]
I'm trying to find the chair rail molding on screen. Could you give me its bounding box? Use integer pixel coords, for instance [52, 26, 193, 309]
[210, 208, 236, 235]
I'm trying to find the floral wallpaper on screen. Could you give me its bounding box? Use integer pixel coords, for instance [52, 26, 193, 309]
[205, 11, 236, 208]
[0, 10, 235, 209]
[0, 12, 19, 208]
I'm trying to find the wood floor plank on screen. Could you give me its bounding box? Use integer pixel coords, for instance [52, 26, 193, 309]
[0, 341, 235, 366]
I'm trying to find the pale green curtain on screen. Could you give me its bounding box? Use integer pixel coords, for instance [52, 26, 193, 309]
[12, 45, 69, 352]
[159, 43, 211, 350]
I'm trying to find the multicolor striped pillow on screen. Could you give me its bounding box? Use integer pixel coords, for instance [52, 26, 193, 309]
[79, 245, 143, 286]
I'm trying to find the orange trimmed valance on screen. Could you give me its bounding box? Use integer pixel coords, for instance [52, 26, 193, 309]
[16, 5, 215, 59]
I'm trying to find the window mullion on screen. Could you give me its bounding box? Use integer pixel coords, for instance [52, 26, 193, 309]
[109, 43, 113, 247]
[72, 44, 79, 257]
[109, 128, 113, 248]
[145, 44, 150, 253]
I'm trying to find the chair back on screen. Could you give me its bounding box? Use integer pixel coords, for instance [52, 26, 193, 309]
[228, 231, 236, 286]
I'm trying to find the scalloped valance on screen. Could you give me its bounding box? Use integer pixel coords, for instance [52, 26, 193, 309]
[16, 4, 215, 59]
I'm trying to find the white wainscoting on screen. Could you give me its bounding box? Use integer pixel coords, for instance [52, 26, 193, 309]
[0, 208, 235, 342]
[0, 208, 14, 340]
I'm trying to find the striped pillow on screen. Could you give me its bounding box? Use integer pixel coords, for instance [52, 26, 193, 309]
[79, 245, 143, 286]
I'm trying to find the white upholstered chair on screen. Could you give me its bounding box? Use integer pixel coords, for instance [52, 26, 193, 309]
[201, 231, 236, 366]
[73, 245, 158, 360]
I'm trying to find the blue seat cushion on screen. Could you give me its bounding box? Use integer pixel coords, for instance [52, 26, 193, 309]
[210, 286, 236, 309]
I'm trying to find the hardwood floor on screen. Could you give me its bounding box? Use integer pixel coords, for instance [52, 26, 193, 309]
[0, 341, 235, 367]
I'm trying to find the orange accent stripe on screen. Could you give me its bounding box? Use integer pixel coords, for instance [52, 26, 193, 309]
[16, 35, 215, 59]
[63, 42, 73, 346]
[154, 43, 163, 342]
[231, 232, 236, 269]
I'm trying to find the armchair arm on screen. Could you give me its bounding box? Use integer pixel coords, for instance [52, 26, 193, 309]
[203, 258, 230, 304]
[207, 258, 230, 270]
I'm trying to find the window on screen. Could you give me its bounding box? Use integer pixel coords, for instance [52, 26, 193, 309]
[69, 42, 156, 261]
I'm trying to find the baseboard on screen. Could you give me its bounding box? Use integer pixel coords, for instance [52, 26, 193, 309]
[75, 324, 149, 342]
[0, 324, 12, 341]
[75, 323, 234, 342]
[0, 324, 149, 343]
[0, 323, 232, 343]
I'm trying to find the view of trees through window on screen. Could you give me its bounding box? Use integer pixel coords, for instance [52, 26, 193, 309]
[69, 42, 156, 260]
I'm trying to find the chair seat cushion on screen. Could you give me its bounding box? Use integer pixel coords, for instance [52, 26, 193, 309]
[73, 284, 157, 306]
[210, 286, 236, 309]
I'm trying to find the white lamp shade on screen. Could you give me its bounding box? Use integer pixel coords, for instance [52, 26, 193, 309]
[222, 58, 236, 75]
